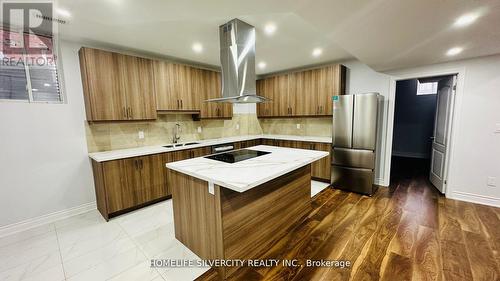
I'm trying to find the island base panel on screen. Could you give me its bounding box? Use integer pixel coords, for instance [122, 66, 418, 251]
[170, 165, 312, 279]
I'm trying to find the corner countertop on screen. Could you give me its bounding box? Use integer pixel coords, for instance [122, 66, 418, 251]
[165, 145, 329, 193]
[88, 134, 331, 162]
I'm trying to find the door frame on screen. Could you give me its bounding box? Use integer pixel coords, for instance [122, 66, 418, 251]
[383, 66, 466, 196]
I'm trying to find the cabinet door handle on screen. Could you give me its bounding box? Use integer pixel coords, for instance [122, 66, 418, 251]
[129, 107, 133, 119]
[123, 107, 127, 119]
[180, 99, 183, 109]
[134, 159, 138, 169]
[177, 100, 180, 109]
[290, 107, 292, 115]
[126, 107, 131, 119]
[140, 159, 143, 169]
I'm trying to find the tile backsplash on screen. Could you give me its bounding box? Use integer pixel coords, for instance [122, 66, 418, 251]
[85, 114, 263, 152]
[85, 114, 332, 152]
[259, 117, 332, 137]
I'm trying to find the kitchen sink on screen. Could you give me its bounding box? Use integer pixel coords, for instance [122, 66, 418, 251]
[163, 142, 200, 149]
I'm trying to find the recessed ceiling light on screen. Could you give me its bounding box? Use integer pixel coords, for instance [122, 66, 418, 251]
[258, 62, 267, 69]
[446, 47, 463, 56]
[192, 43, 203, 53]
[312, 48, 323, 57]
[43, 83, 51, 87]
[454, 12, 479, 28]
[264, 23, 277, 35]
[56, 8, 71, 18]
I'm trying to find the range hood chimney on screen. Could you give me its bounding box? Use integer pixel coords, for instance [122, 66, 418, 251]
[206, 18, 268, 103]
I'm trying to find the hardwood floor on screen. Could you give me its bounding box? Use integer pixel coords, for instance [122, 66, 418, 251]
[197, 157, 500, 281]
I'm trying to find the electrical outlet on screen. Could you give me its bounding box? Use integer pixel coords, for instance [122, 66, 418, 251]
[138, 131, 145, 139]
[236, 123, 240, 130]
[296, 124, 301, 129]
[487, 176, 497, 187]
[197, 126, 202, 133]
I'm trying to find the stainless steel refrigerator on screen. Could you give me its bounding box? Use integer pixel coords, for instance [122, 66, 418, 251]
[332, 93, 379, 196]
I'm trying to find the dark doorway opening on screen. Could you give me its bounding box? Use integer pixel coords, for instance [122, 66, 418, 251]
[390, 75, 456, 192]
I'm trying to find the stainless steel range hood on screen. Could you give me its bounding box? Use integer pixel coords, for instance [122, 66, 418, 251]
[206, 19, 268, 103]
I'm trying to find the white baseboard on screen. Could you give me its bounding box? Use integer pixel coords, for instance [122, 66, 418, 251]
[0, 201, 97, 238]
[375, 177, 388, 187]
[447, 191, 500, 208]
[392, 151, 430, 159]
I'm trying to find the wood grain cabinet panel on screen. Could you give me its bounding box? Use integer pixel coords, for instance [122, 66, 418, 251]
[311, 142, 331, 181]
[196, 70, 232, 119]
[117, 54, 157, 120]
[256, 64, 346, 118]
[256, 75, 288, 116]
[92, 152, 172, 219]
[154, 61, 196, 111]
[101, 159, 131, 213]
[79, 48, 125, 121]
[79, 48, 157, 121]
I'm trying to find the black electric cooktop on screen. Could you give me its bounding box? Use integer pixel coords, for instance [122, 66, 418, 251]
[204, 149, 271, 163]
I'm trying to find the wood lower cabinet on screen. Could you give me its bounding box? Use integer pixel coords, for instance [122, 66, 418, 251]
[257, 64, 346, 118]
[309, 142, 331, 181]
[79, 47, 157, 121]
[234, 139, 263, 149]
[92, 153, 170, 219]
[91, 138, 329, 220]
[260, 139, 331, 182]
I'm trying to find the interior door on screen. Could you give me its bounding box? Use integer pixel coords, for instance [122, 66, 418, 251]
[429, 76, 456, 193]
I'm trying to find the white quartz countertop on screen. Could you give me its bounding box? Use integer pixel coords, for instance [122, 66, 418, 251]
[88, 134, 331, 162]
[166, 145, 329, 193]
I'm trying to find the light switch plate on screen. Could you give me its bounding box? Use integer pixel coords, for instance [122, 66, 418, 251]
[138, 131, 145, 139]
[487, 177, 497, 187]
[236, 123, 240, 130]
[197, 126, 202, 133]
[296, 124, 301, 129]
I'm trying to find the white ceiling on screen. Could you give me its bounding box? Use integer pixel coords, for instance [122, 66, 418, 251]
[56, 0, 500, 73]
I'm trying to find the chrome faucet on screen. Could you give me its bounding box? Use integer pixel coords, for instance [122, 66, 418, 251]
[173, 123, 181, 144]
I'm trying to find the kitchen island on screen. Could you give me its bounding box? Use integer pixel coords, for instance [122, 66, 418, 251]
[165, 145, 328, 278]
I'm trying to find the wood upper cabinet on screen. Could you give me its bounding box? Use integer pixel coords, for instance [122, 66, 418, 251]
[79, 47, 157, 121]
[79, 48, 124, 121]
[257, 64, 346, 118]
[154, 61, 198, 111]
[256, 75, 288, 116]
[195, 69, 232, 119]
[117, 54, 156, 120]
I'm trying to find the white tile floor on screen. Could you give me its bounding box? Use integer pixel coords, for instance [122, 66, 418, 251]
[311, 180, 330, 197]
[0, 181, 330, 281]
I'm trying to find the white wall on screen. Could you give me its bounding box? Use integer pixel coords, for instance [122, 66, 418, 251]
[0, 40, 95, 228]
[342, 60, 392, 184]
[343, 57, 500, 207]
[387, 55, 500, 206]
